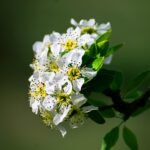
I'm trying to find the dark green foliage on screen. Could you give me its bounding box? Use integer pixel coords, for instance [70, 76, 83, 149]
[88, 110, 105, 124]
[82, 69, 123, 94]
[100, 126, 119, 150]
[132, 101, 150, 117]
[123, 126, 138, 150]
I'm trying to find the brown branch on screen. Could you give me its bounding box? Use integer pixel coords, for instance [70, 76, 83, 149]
[100, 88, 150, 121]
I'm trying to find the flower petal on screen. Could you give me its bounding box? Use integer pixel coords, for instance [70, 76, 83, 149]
[98, 22, 111, 35]
[57, 125, 67, 137]
[42, 96, 57, 111]
[53, 105, 71, 125]
[51, 44, 62, 57]
[70, 18, 78, 26]
[72, 78, 84, 92]
[71, 93, 87, 107]
[58, 49, 85, 71]
[30, 98, 40, 115]
[104, 55, 113, 64]
[81, 67, 97, 79]
[63, 80, 72, 94]
[82, 106, 98, 113]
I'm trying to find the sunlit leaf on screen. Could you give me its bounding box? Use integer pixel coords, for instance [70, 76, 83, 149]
[96, 30, 112, 43]
[92, 57, 104, 71]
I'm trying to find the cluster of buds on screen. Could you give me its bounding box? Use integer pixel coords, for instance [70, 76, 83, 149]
[29, 19, 112, 136]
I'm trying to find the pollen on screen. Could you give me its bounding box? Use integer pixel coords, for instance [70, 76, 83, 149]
[30, 83, 47, 98]
[67, 66, 81, 81]
[56, 93, 71, 106]
[41, 111, 53, 127]
[49, 62, 60, 72]
[63, 39, 77, 50]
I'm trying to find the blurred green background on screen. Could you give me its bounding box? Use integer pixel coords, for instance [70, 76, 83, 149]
[1, 0, 150, 149]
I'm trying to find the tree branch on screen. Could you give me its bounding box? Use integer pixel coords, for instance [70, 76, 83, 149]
[100, 88, 150, 121]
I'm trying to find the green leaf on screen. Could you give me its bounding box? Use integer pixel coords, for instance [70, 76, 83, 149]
[96, 30, 112, 43]
[100, 126, 119, 150]
[97, 40, 108, 48]
[123, 126, 138, 150]
[100, 108, 115, 118]
[97, 40, 109, 56]
[92, 57, 104, 71]
[89, 42, 98, 56]
[88, 110, 105, 124]
[125, 91, 143, 102]
[125, 70, 150, 97]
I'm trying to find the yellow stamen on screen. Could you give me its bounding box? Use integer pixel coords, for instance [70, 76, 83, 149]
[63, 39, 77, 50]
[56, 93, 71, 106]
[49, 62, 60, 72]
[40, 111, 53, 127]
[67, 66, 81, 81]
[30, 83, 47, 98]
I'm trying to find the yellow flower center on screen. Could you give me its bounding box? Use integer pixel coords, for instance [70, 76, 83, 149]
[67, 66, 81, 81]
[40, 111, 53, 127]
[69, 106, 84, 124]
[56, 93, 71, 106]
[81, 27, 96, 35]
[49, 62, 60, 72]
[63, 39, 77, 50]
[30, 83, 47, 98]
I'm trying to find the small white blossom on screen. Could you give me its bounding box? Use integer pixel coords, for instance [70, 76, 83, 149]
[71, 18, 111, 39]
[58, 49, 97, 91]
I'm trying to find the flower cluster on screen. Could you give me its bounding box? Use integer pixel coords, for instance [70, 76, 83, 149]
[29, 19, 111, 137]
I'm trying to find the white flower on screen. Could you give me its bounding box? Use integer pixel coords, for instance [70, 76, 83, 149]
[33, 32, 60, 59]
[42, 95, 57, 111]
[69, 93, 98, 128]
[53, 104, 71, 125]
[51, 27, 94, 57]
[71, 18, 111, 39]
[29, 97, 41, 114]
[29, 72, 55, 113]
[45, 71, 72, 95]
[58, 49, 97, 91]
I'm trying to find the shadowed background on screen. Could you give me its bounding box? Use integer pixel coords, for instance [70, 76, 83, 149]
[0, 0, 150, 149]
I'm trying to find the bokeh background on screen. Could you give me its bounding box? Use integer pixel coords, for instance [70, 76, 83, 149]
[1, 0, 150, 149]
